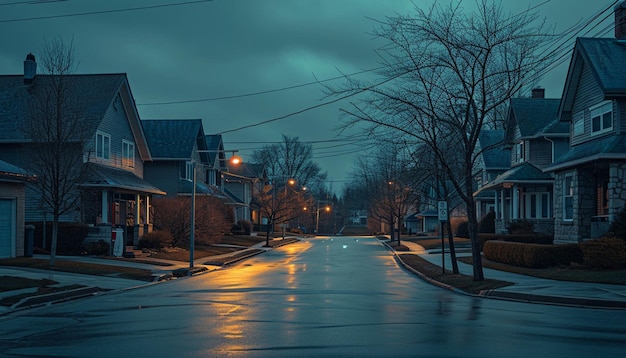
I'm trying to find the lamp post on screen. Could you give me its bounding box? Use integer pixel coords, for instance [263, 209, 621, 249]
[282, 178, 295, 239]
[315, 203, 331, 235]
[189, 150, 241, 269]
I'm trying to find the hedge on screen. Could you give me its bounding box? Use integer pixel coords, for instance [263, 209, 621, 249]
[483, 240, 582, 268]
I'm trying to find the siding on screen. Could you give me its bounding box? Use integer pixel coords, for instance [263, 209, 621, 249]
[570, 62, 610, 146]
[529, 138, 552, 168]
[0, 182, 26, 257]
[86, 95, 145, 178]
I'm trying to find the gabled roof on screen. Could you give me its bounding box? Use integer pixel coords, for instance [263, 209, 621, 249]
[481, 162, 553, 191]
[80, 163, 165, 195]
[506, 98, 560, 142]
[544, 135, 626, 172]
[477, 130, 509, 169]
[0, 73, 152, 160]
[227, 162, 266, 179]
[559, 37, 626, 120]
[142, 119, 207, 160]
[205, 134, 227, 169]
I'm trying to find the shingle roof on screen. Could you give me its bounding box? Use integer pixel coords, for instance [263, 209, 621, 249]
[80, 163, 165, 195]
[0, 74, 127, 142]
[142, 119, 204, 159]
[578, 37, 626, 95]
[481, 162, 553, 191]
[508, 98, 560, 140]
[545, 135, 626, 171]
[478, 130, 509, 168]
[0, 159, 33, 182]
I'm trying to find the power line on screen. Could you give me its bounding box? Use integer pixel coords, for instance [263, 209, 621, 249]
[0, 0, 214, 23]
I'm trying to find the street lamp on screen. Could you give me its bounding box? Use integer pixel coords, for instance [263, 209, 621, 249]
[316, 203, 331, 236]
[189, 150, 241, 269]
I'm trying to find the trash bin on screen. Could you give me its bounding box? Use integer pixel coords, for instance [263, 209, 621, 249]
[24, 224, 35, 257]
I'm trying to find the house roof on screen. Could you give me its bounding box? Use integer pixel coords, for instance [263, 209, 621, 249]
[0, 73, 152, 160]
[544, 135, 626, 171]
[80, 163, 165, 195]
[0, 159, 33, 182]
[478, 130, 509, 168]
[205, 134, 227, 168]
[480, 162, 553, 191]
[560, 38, 626, 120]
[142, 119, 206, 160]
[226, 162, 265, 179]
[506, 98, 561, 141]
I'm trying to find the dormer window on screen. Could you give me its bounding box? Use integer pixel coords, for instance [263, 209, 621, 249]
[590, 100, 613, 135]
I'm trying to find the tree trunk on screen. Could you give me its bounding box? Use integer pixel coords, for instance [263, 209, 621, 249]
[465, 176, 484, 281]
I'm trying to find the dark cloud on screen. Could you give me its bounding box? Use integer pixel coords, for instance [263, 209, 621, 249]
[0, 0, 615, 193]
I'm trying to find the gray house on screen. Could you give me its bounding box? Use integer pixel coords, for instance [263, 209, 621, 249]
[0, 160, 33, 258]
[473, 129, 509, 221]
[479, 88, 569, 235]
[546, 4, 626, 243]
[0, 55, 164, 248]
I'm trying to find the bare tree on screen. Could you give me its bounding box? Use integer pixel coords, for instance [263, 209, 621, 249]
[252, 135, 327, 243]
[329, 1, 553, 280]
[22, 37, 90, 267]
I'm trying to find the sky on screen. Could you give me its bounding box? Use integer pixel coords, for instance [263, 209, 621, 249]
[0, 0, 618, 195]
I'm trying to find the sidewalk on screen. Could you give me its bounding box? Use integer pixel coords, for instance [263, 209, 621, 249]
[0, 238, 293, 315]
[398, 240, 626, 309]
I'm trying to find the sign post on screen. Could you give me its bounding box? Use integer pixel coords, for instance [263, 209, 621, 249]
[438, 201, 448, 274]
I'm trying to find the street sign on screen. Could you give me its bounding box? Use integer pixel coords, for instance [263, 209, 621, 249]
[438, 201, 448, 222]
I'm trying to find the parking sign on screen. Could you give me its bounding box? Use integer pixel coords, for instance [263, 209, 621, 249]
[438, 201, 448, 222]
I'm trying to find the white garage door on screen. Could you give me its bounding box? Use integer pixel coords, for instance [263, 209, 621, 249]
[0, 199, 15, 258]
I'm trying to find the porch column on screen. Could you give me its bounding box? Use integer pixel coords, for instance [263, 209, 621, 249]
[494, 190, 499, 219]
[512, 185, 519, 219]
[101, 190, 109, 224]
[135, 194, 141, 223]
[145, 196, 150, 224]
[500, 190, 505, 220]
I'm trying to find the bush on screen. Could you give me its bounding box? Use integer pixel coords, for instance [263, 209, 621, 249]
[483, 240, 582, 268]
[83, 240, 110, 256]
[231, 220, 252, 235]
[580, 237, 626, 269]
[607, 204, 626, 241]
[478, 211, 496, 233]
[138, 231, 173, 250]
[455, 220, 469, 238]
[479, 233, 553, 250]
[508, 220, 534, 234]
[30, 222, 90, 255]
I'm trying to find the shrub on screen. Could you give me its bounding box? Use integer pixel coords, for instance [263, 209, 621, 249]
[478, 211, 496, 233]
[231, 220, 252, 235]
[84, 240, 110, 256]
[580, 237, 626, 269]
[30, 222, 90, 255]
[138, 231, 173, 250]
[483, 240, 582, 268]
[607, 204, 626, 241]
[455, 220, 469, 238]
[508, 220, 534, 234]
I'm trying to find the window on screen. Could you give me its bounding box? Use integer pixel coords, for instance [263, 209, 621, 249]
[590, 101, 613, 135]
[573, 111, 584, 136]
[181, 161, 194, 180]
[516, 141, 525, 163]
[122, 140, 135, 168]
[563, 175, 574, 221]
[96, 132, 110, 160]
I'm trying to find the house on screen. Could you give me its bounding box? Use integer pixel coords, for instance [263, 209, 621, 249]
[544, 3, 626, 243]
[142, 119, 218, 198]
[473, 129, 509, 221]
[223, 161, 267, 227]
[478, 88, 569, 235]
[0, 160, 34, 258]
[0, 54, 165, 249]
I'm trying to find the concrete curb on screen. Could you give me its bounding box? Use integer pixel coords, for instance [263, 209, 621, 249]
[382, 240, 626, 310]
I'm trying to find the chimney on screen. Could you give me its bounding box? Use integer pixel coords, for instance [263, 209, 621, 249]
[531, 87, 545, 99]
[23, 53, 36, 85]
[616, 1, 626, 39]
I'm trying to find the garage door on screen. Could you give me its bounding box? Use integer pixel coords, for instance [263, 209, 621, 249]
[0, 199, 15, 258]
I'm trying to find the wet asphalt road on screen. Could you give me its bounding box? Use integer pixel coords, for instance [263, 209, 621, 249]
[1, 236, 625, 357]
